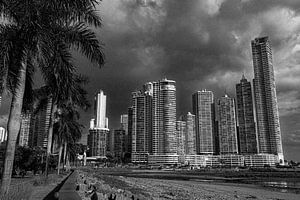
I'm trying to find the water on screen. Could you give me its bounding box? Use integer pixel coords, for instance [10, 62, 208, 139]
[257, 180, 300, 193]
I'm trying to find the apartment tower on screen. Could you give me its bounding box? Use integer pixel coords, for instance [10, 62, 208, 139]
[251, 37, 283, 161]
[236, 75, 258, 154]
[192, 90, 214, 154]
[88, 90, 109, 157]
[185, 112, 196, 155]
[217, 95, 238, 154]
[147, 79, 177, 155]
[131, 91, 152, 162]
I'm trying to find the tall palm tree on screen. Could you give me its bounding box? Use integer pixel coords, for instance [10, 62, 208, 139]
[0, 0, 104, 194]
[53, 103, 83, 174]
[35, 73, 90, 176]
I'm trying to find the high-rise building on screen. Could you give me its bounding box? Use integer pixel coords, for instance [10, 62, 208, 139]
[88, 90, 109, 157]
[192, 90, 214, 154]
[131, 91, 152, 162]
[176, 121, 186, 155]
[120, 114, 128, 134]
[94, 90, 107, 129]
[106, 129, 113, 155]
[217, 95, 238, 154]
[252, 37, 283, 161]
[114, 129, 126, 160]
[87, 128, 108, 157]
[236, 75, 257, 154]
[28, 97, 52, 148]
[0, 127, 6, 143]
[185, 112, 196, 155]
[148, 78, 177, 155]
[127, 107, 133, 155]
[19, 112, 32, 147]
[131, 78, 177, 163]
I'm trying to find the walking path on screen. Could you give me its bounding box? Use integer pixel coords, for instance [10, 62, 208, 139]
[58, 170, 81, 200]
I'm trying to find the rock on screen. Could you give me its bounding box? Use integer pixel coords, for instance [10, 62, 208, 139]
[245, 195, 257, 199]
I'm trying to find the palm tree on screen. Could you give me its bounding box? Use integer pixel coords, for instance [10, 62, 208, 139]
[53, 103, 83, 174]
[35, 73, 90, 176]
[0, 0, 104, 194]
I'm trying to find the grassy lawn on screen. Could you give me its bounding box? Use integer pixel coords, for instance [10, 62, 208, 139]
[0, 173, 68, 200]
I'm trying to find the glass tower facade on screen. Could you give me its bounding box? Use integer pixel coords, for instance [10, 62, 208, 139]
[217, 95, 238, 154]
[192, 90, 214, 154]
[236, 75, 258, 154]
[252, 37, 283, 161]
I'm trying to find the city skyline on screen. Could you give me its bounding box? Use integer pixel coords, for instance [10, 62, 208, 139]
[0, 0, 299, 161]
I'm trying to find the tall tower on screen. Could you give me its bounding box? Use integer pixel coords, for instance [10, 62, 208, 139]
[88, 90, 109, 157]
[131, 91, 152, 162]
[149, 79, 177, 155]
[251, 37, 283, 161]
[176, 121, 186, 155]
[127, 107, 133, 155]
[29, 96, 52, 148]
[94, 90, 107, 128]
[19, 112, 32, 147]
[192, 90, 214, 154]
[217, 95, 238, 154]
[0, 127, 6, 143]
[236, 75, 257, 154]
[185, 112, 196, 155]
[120, 114, 128, 134]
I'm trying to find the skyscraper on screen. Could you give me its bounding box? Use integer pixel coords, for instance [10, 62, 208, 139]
[19, 112, 32, 147]
[120, 114, 128, 135]
[127, 107, 133, 155]
[185, 112, 196, 155]
[88, 90, 109, 157]
[131, 91, 152, 162]
[252, 37, 283, 161]
[120, 114, 130, 156]
[217, 95, 238, 154]
[0, 127, 6, 143]
[147, 79, 177, 155]
[176, 121, 186, 155]
[87, 129, 107, 157]
[131, 78, 177, 163]
[192, 90, 214, 154]
[236, 75, 257, 154]
[113, 129, 126, 161]
[94, 90, 107, 129]
[29, 97, 52, 148]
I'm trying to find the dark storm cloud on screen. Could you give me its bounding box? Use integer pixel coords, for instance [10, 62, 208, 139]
[1, 0, 298, 159]
[75, 0, 300, 159]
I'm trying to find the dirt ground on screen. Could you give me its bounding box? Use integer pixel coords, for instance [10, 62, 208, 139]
[119, 176, 300, 200]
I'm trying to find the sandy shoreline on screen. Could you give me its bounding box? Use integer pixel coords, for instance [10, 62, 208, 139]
[78, 169, 300, 200]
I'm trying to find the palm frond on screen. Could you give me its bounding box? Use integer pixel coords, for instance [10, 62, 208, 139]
[43, 0, 102, 27]
[59, 23, 105, 66]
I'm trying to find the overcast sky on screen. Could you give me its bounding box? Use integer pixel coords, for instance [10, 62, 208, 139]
[1, 0, 300, 161]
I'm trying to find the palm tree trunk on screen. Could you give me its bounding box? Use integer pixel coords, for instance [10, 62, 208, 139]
[63, 141, 67, 171]
[45, 103, 56, 177]
[57, 144, 63, 175]
[66, 153, 70, 172]
[0, 62, 27, 195]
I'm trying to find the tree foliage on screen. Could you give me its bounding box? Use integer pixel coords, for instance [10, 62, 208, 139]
[13, 146, 57, 175]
